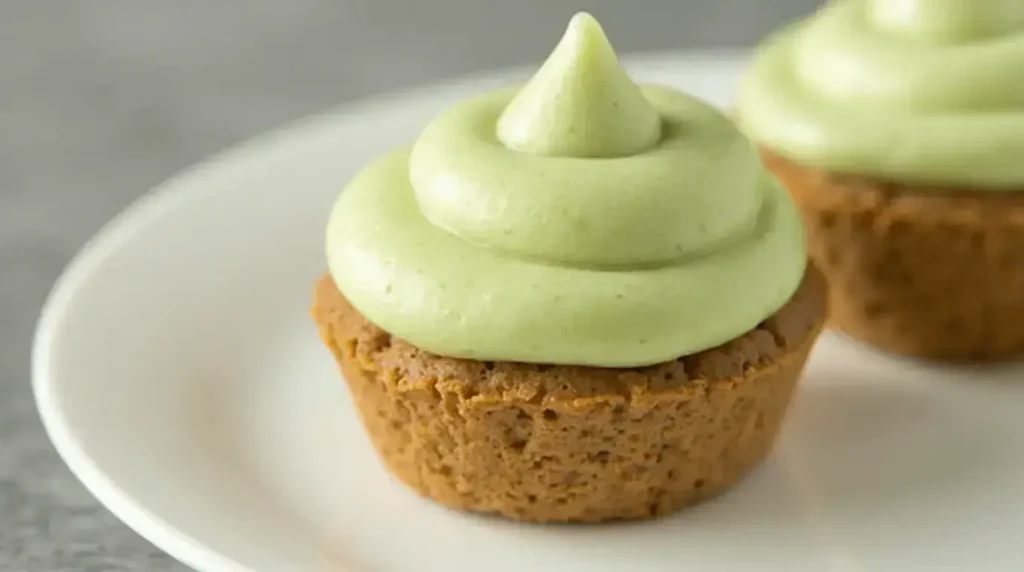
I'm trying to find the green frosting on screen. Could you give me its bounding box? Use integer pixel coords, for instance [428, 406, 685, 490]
[326, 13, 806, 367]
[737, 0, 1024, 189]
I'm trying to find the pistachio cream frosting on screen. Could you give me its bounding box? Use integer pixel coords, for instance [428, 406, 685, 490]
[737, 0, 1024, 189]
[326, 13, 806, 367]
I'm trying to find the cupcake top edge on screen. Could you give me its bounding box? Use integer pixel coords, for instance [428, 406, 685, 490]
[325, 12, 807, 368]
[737, 0, 1024, 190]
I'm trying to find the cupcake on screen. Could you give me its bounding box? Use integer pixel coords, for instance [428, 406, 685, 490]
[313, 13, 826, 522]
[737, 0, 1024, 361]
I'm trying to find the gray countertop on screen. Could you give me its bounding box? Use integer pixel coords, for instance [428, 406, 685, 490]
[0, 1, 818, 569]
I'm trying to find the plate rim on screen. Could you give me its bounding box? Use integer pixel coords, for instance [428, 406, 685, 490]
[30, 49, 749, 572]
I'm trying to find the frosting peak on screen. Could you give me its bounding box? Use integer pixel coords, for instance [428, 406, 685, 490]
[868, 0, 1024, 41]
[496, 12, 661, 158]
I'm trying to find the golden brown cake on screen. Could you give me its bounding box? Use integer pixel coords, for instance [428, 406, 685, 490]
[312, 267, 826, 522]
[762, 150, 1024, 361]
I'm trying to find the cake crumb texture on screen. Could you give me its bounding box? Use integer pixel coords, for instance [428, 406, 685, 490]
[311, 266, 825, 522]
[762, 149, 1024, 362]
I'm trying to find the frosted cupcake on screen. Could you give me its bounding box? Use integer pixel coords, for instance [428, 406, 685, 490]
[313, 13, 826, 522]
[737, 0, 1024, 361]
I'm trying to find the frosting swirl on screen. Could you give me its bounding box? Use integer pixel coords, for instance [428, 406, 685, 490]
[326, 13, 806, 367]
[737, 0, 1024, 189]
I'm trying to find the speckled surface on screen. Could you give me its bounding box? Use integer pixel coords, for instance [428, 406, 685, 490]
[0, 1, 817, 569]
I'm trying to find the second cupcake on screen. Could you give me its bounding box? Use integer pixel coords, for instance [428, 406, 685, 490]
[737, 0, 1024, 361]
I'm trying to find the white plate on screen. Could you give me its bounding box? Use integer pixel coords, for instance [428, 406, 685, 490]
[33, 52, 1024, 572]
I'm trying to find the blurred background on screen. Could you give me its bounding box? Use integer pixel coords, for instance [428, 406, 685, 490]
[2, 1, 819, 569]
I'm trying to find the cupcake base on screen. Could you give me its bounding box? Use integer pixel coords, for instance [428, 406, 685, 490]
[761, 149, 1024, 362]
[311, 265, 826, 523]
